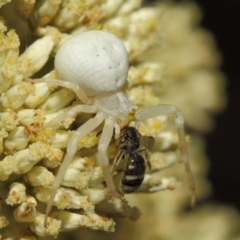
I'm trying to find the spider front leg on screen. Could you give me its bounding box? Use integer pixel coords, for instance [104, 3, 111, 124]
[42, 104, 98, 129]
[96, 117, 123, 198]
[44, 112, 105, 227]
[27, 78, 92, 104]
[134, 104, 196, 207]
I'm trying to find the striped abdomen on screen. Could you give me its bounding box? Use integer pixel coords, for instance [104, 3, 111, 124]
[121, 152, 146, 193]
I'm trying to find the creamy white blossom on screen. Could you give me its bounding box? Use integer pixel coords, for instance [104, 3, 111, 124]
[0, 1, 235, 240]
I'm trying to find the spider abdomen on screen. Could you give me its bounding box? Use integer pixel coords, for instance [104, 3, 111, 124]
[54, 31, 129, 97]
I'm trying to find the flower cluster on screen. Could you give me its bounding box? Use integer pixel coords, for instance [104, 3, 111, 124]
[0, 1, 234, 240]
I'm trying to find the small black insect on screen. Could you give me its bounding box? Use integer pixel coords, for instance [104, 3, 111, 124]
[111, 126, 154, 193]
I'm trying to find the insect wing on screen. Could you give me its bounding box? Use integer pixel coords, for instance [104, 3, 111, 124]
[142, 135, 155, 151]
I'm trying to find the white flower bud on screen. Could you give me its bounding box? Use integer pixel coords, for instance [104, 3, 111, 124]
[29, 142, 63, 168]
[157, 131, 179, 150]
[34, 187, 71, 210]
[0, 110, 18, 131]
[5, 30, 20, 58]
[13, 196, 37, 223]
[34, 186, 93, 211]
[69, 155, 95, 171]
[6, 182, 27, 205]
[127, 85, 160, 107]
[15, 0, 36, 20]
[24, 166, 55, 187]
[115, 0, 141, 15]
[128, 62, 165, 86]
[0, 63, 14, 95]
[50, 211, 115, 232]
[30, 0, 61, 27]
[51, 0, 86, 31]
[4, 127, 29, 153]
[148, 177, 182, 192]
[0, 82, 35, 109]
[39, 88, 75, 113]
[28, 141, 63, 163]
[0, 155, 14, 180]
[18, 35, 57, 77]
[88, 166, 104, 187]
[81, 188, 106, 205]
[33, 128, 69, 148]
[104, 8, 160, 61]
[35, 129, 98, 152]
[0, 142, 63, 179]
[62, 168, 92, 190]
[0, 215, 9, 228]
[100, 0, 125, 19]
[0, 29, 19, 67]
[17, 109, 44, 126]
[29, 212, 61, 238]
[43, 106, 75, 129]
[61, 188, 93, 211]
[1, 150, 32, 178]
[150, 152, 179, 171]
[24, 81, 55, 108]
[41, 152, 63, 169]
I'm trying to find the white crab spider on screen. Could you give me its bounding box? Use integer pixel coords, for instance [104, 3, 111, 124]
[31, 31, 195, 226]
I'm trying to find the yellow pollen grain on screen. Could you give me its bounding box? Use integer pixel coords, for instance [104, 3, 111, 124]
[152, 122, 161, 131]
